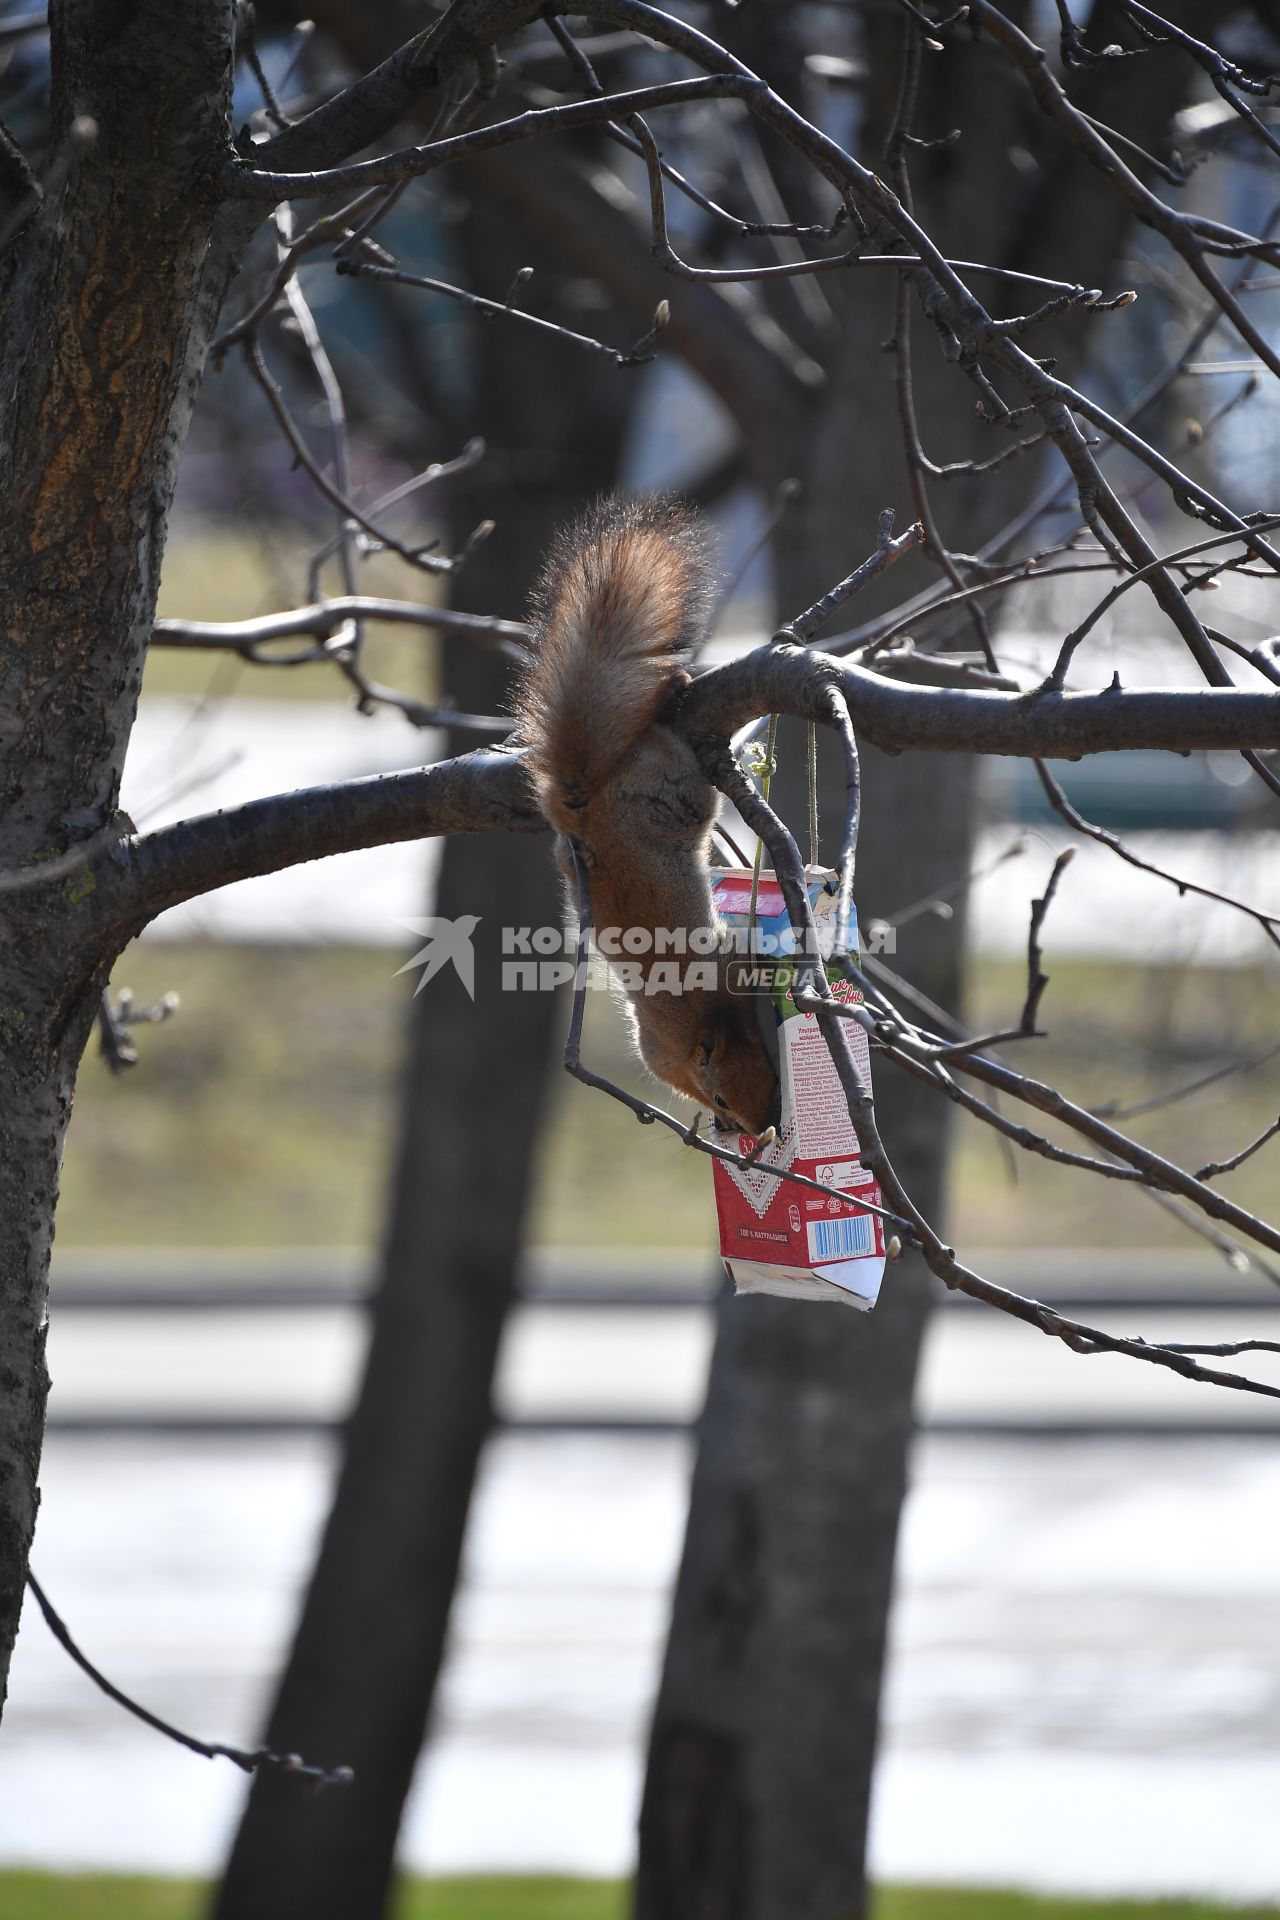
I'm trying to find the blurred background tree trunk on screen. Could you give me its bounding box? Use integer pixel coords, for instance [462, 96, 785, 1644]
[212, 169, 642, 1920]
[633, 7, 1216, 1914]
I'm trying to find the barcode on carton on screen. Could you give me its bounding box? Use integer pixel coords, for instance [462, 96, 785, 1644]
[807, 1214, 876, 1262]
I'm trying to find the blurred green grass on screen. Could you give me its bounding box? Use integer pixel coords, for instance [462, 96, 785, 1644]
[2, 1878, 1274, 1920]
[58, 940, 1280, 1253]
[0, 1875, 623, 1920]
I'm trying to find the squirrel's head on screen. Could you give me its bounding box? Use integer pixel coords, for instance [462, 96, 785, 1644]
[696, 1001, 780, 1138]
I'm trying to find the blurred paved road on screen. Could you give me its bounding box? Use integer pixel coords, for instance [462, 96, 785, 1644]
[8, 1247, 1279, 1894]
[38, 1256, 1280, 1434]
[4, 1429, 1280, 1902]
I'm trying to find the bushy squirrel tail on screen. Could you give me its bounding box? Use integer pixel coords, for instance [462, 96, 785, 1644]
[516, 496, 713, 829]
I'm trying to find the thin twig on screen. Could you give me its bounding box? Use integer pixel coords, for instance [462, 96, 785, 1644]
[1021, 848, 1074, 1035]
[1091, 1045, 1280, 1122]
[1198, 1115, 1280, 1181]
[824, 686, 862, 961]
[0, 110, 97, 253]
[336, 258, 660, 366]
[238, 1, 290, 132]
[96, 988, 178, 1076]
[244, 339, 462, 578]
[773, 511, 924, 646]
[1033, 761, 1280, 958]
[26, 1572, 353, 1788]
[153, 599, 530, 656]
[708, 477, 802, 639]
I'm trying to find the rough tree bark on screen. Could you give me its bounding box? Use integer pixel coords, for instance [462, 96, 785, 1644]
[0, 0, 237, 1715]
[0, 0, 554, 1741]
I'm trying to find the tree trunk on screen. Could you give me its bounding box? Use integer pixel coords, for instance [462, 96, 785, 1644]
[209, 811, 564, 1920]
[0, 988, 102, 1714]
[213, 163, 640, 1918]
[634, 750, 971, 1920]
[636, 8, 1217, 1911]
[0, 0, 236, 1713]
[635, 370, 979, 1911]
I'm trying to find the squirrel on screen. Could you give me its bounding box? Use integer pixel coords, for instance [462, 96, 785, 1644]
[515, 495, 780, 1139]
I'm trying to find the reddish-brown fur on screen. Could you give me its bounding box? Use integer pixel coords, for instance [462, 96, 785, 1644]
[516, 498, 779, 1137]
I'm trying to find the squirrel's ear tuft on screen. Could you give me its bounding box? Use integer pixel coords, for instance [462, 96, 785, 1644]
[696, 1035, 715, 1068]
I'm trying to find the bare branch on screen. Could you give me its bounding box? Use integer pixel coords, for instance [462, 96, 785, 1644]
[27, 1572, 352, 1788]
[1033, 760, 1280, 956]
[0, 110, 97, 254]
[1021, 848, 1074, 1035]
[1042, 519, 1280, 691]
[110, 639, 1280, 936]
[1093, 1046, 1280, 1122]
[234, 0, 549, 185]
[96, 987, 178, 1076]
[1198, 1116, 1280, 1183]
[224, 76, 768, 201]
[116, 748, 542, 938]
[336, 257, 662, 366]
[678, 645, 1280, 757]
[773, 511, 924, 645]
[243, 340, 466, 578]
[152, 599, 530, 656]
[943, 1047, 1280, 1260]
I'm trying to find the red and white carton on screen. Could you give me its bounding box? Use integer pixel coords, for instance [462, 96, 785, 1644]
[710, 867, 886, 1310]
